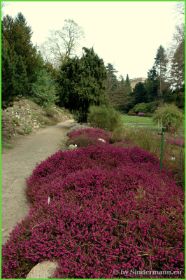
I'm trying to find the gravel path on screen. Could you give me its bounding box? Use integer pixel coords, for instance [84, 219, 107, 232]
[2, 119, 76, 244]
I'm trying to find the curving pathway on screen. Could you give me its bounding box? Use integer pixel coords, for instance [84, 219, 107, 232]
[2, 119, 75, 244]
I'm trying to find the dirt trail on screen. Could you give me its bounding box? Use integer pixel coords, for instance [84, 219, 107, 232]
[2, 119, 76, 244]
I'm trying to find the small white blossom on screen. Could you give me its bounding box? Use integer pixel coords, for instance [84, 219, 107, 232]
[69, 144, 77, 150]
[47, 196, 51, 205]
[98, 138, 106, 143]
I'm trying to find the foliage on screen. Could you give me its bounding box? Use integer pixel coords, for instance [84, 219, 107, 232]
[105, 63, 118, 91]
[111, 126, 184, 185]
[58, 48, 107, 122]
[153, 104, 183, 132]
[2, 145, 184, 278]
[88, 105, 123, 131]
[144, 66, 159, 102]
[67, 128, 111, 147]
[132, 101, 159, 114]
[32, 69, 58, 107]
[105, 71, 133, 112]
[167, 137, 184, 147]
[133, 82, 147, 104]
[2, 13, 44, 107]
[68, 128, 111, 142]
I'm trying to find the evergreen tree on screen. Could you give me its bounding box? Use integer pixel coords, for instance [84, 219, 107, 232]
[58, 47, 107, 122]
[2, 13, 44, 106]
[125, 74, 132, 94]
[154, 45, 168, 98]
[133, 82, 147, 104]
[32, 69, 58, 107]
[145, 66, 159, 101]
[2, 35, 15, 107]
[105, 63, 118, 91]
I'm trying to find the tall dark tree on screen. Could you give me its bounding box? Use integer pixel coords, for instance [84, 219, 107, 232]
[154, 45, 168, 98]
[125, 74, 132, 94]
[145, 66, 159, 102]
[133, 82, 147, 104]
[2, 13, 44, 106]
[105, 63, 118, 91]
[2, 35, 16, 107]
[58, 47, 107, 122]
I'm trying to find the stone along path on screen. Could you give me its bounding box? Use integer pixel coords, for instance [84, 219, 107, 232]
[2, 119, 76, 244]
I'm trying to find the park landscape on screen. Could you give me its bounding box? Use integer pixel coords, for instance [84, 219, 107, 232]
[1, 1, 185, 279]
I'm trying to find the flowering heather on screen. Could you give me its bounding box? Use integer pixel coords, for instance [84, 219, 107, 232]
[167, 137, 184, 147]
[2, 145, 184, 278]
[68, 128, 111, 143]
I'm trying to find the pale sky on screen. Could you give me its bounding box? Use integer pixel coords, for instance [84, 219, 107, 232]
[2, 1, 184, 79]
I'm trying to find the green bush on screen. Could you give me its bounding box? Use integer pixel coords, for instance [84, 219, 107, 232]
[153, 104, 183, 133]
[88, 105, 123, 131]
[133, 101, 159, 114]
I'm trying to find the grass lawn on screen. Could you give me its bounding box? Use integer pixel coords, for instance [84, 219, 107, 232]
[121, 114, 158, 128]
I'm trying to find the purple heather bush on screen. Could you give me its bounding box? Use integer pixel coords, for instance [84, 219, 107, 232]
[68, 128, 111, 144]
[2, 145, 184, 278]
[167, 137, 184, 147]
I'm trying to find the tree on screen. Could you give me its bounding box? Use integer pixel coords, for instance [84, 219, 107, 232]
[125, 74, 132, 94]
[154, 45, 168, 98]
[2, 13, 43, 106]
[133, 82, 147, 104]
[170, 23, 184, 92]
[144, 66, 159, 102]
[58, 47, 107, 122]
[32, 69, 58, 107]
[2, 35, 16, 107]
[41, 19, 84, 66]
[4, 13, 41, 83]
[105, 63, 118, 91]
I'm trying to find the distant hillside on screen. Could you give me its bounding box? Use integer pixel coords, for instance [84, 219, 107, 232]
[130, 77, 146, 89]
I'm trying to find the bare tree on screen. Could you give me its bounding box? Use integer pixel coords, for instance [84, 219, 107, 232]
[40, 19, 84, 67]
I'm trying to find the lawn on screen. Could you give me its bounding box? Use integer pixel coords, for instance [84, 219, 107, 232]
[122, 114, 158, 128]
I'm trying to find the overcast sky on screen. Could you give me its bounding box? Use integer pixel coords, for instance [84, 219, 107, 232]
[2, 1, 183, 79]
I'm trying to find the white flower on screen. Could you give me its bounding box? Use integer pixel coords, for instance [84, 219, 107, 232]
[170, 156, 176, 161]
[47, 196, 51, 205]
[69, 144, 77, 150]
[98, 138, 106, 143]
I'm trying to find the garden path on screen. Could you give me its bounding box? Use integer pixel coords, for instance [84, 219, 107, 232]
[2, 119, 76, 244]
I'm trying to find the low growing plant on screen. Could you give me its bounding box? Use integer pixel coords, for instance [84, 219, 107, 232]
[2, 145, 184, 278]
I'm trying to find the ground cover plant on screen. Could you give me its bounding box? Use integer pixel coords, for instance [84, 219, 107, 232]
[67, 127, 111, 147]
[2, 143, 184, 278]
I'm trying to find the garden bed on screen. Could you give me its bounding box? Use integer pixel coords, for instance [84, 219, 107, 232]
[2, 141, 184, 278]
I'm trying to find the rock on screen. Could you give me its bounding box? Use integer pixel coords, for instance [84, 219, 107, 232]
[26, 261, 58, 278]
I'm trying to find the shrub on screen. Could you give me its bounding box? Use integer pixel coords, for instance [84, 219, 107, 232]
[138, 112, 145, 116]
[67, 128, 111, 147]
[153, 104, 183, 133]
[88, 105, 123, 131]
[2, 145, 184, 278]
[133, 103, 148, 113]
[133, 101, 159, 114]
[167, 137, 184, 147]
